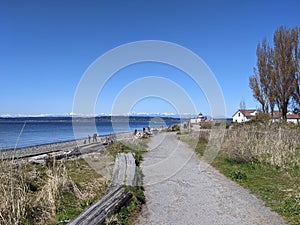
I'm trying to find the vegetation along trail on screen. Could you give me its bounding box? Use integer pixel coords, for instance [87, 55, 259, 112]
[136, 132, 286, 225]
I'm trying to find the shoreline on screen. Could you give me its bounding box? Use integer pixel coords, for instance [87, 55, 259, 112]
[0, 131, 133, 159]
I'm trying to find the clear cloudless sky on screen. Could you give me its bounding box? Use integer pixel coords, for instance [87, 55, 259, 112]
[1, 0, 299, 117]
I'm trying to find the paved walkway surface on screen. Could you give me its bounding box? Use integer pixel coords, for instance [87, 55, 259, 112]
[136, 132, 286, 225]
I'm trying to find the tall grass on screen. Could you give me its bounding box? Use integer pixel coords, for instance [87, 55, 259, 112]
[33, 162, 82, 223]
[0, 160, 29, 225]
[222, 124, 300, 168]
[0, 157, 107, 225]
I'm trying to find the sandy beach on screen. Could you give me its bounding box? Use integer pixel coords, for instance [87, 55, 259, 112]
[0, 132, 133, 159]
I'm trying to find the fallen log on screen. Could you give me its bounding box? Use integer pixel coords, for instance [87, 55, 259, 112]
[67, 186, 132, 225]
[111, 153, 137, 186]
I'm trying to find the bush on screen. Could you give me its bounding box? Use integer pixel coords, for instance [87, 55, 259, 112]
[167, 124, 181, 132]
[229, 170, 247, 182]
[199, 122, 212, 129]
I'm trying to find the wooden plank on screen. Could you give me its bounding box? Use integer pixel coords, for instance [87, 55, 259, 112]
[111, 153, 137, 186]
[111, 153, 126, 186]
[67, 186, 132, 225]
[125, 153, 137, 186]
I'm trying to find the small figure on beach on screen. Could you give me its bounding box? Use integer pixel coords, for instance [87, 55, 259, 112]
[134, 129, 138, 136]
[88, 135, 91, 143]
[93, 133, 98, 142]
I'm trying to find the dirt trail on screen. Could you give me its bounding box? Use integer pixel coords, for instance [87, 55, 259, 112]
[136, 132, 286, 225]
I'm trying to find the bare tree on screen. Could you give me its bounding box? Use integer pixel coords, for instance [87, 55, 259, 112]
[239, 100, 246, 110]
[272, 26, 299, 120]
[291, 28, 300, 112]
[249, 39, 272, 113]
[250, 26, 299, 119]
[294, 72, 300, 113]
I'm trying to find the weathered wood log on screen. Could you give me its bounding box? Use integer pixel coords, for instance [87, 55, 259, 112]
[67, 186, 132, 225]
[111, 153, 126, 186]
[125, 153, 137, 186]
[111, 153, 137, 186]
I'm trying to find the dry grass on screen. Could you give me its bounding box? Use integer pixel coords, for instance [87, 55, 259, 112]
[222, 124, 300, 168]
[33, 162, 82, 224]
[0, 157, 109, 225]
[0, 160, 29, 225]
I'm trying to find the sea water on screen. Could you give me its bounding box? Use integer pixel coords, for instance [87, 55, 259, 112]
[0, 117, 180, 150]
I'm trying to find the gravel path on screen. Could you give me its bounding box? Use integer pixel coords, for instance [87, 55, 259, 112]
[137, 132, 286, 225]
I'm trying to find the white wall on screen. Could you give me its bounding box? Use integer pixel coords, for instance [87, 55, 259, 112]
[287, 118, 299, 124]
[190, 118, 201, 124]
[232, 111, 249, 123]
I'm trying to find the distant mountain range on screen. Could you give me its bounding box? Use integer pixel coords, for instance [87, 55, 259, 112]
[0, 115, 186, 123]
[0, 112, 198, 118]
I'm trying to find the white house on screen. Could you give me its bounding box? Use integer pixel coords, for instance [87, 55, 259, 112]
[233, 109, 300, 124]
[271, 111, 300, 124]
[232, 109, 260, 123]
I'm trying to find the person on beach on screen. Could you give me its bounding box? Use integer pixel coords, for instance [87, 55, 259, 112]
[88, 135, 91, 143]
[93, 133, 97, 142]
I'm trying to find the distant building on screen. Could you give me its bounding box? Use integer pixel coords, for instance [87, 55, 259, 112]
[190, 112, 212, 124]
[233, 109, 300, 124]
[232, 109, 260, 123]
[271, 111, 300, 124]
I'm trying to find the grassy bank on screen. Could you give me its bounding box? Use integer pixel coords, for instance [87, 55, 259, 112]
[0, 158, 109, 225]
[0, 138, 148, 225]
[179, 124, 300, 225]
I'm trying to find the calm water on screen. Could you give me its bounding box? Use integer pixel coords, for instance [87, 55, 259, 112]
[0, 117, 180, 150]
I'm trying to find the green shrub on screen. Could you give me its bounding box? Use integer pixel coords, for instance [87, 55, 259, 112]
[229, 170, 247, 182]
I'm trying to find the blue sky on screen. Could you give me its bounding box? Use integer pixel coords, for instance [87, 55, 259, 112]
[1, 0, 299, 117]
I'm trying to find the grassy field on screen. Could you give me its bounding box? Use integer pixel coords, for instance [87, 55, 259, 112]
[179, 123, 300, 225]
[0, 157, 109, 225]
[0, 138, 148, 225]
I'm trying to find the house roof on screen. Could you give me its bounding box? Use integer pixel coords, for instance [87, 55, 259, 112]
[271, 111, 281, 119]
[270, 111, 300, 119]
[233, 109, 300, 120]
[232, 109, 259, 118]
[287, 114, 300, 119]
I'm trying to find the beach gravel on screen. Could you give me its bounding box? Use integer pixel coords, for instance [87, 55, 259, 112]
[136, 132, 286, 225]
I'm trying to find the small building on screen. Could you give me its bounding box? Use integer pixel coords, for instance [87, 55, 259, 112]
[232, 109, 260, 123]
[233, 109, 300, 124]
[287, 112, 300, 124]
[190, 112, 211, 124]
[271, 111, 300, 124]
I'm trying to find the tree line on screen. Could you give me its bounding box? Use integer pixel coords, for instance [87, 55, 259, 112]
[249, 26, 299, 120]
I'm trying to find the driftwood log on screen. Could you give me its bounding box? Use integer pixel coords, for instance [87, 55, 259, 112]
[67, 186, 132, 225]
[111, 153, 137, 186]
[68, 152, 138, 224]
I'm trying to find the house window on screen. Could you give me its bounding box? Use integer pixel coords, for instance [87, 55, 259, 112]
[238, 113, 240, 117]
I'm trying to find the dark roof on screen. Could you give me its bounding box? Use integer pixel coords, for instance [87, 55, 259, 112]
[271, 111, 300, 119]
[233, 109, 259, 118]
